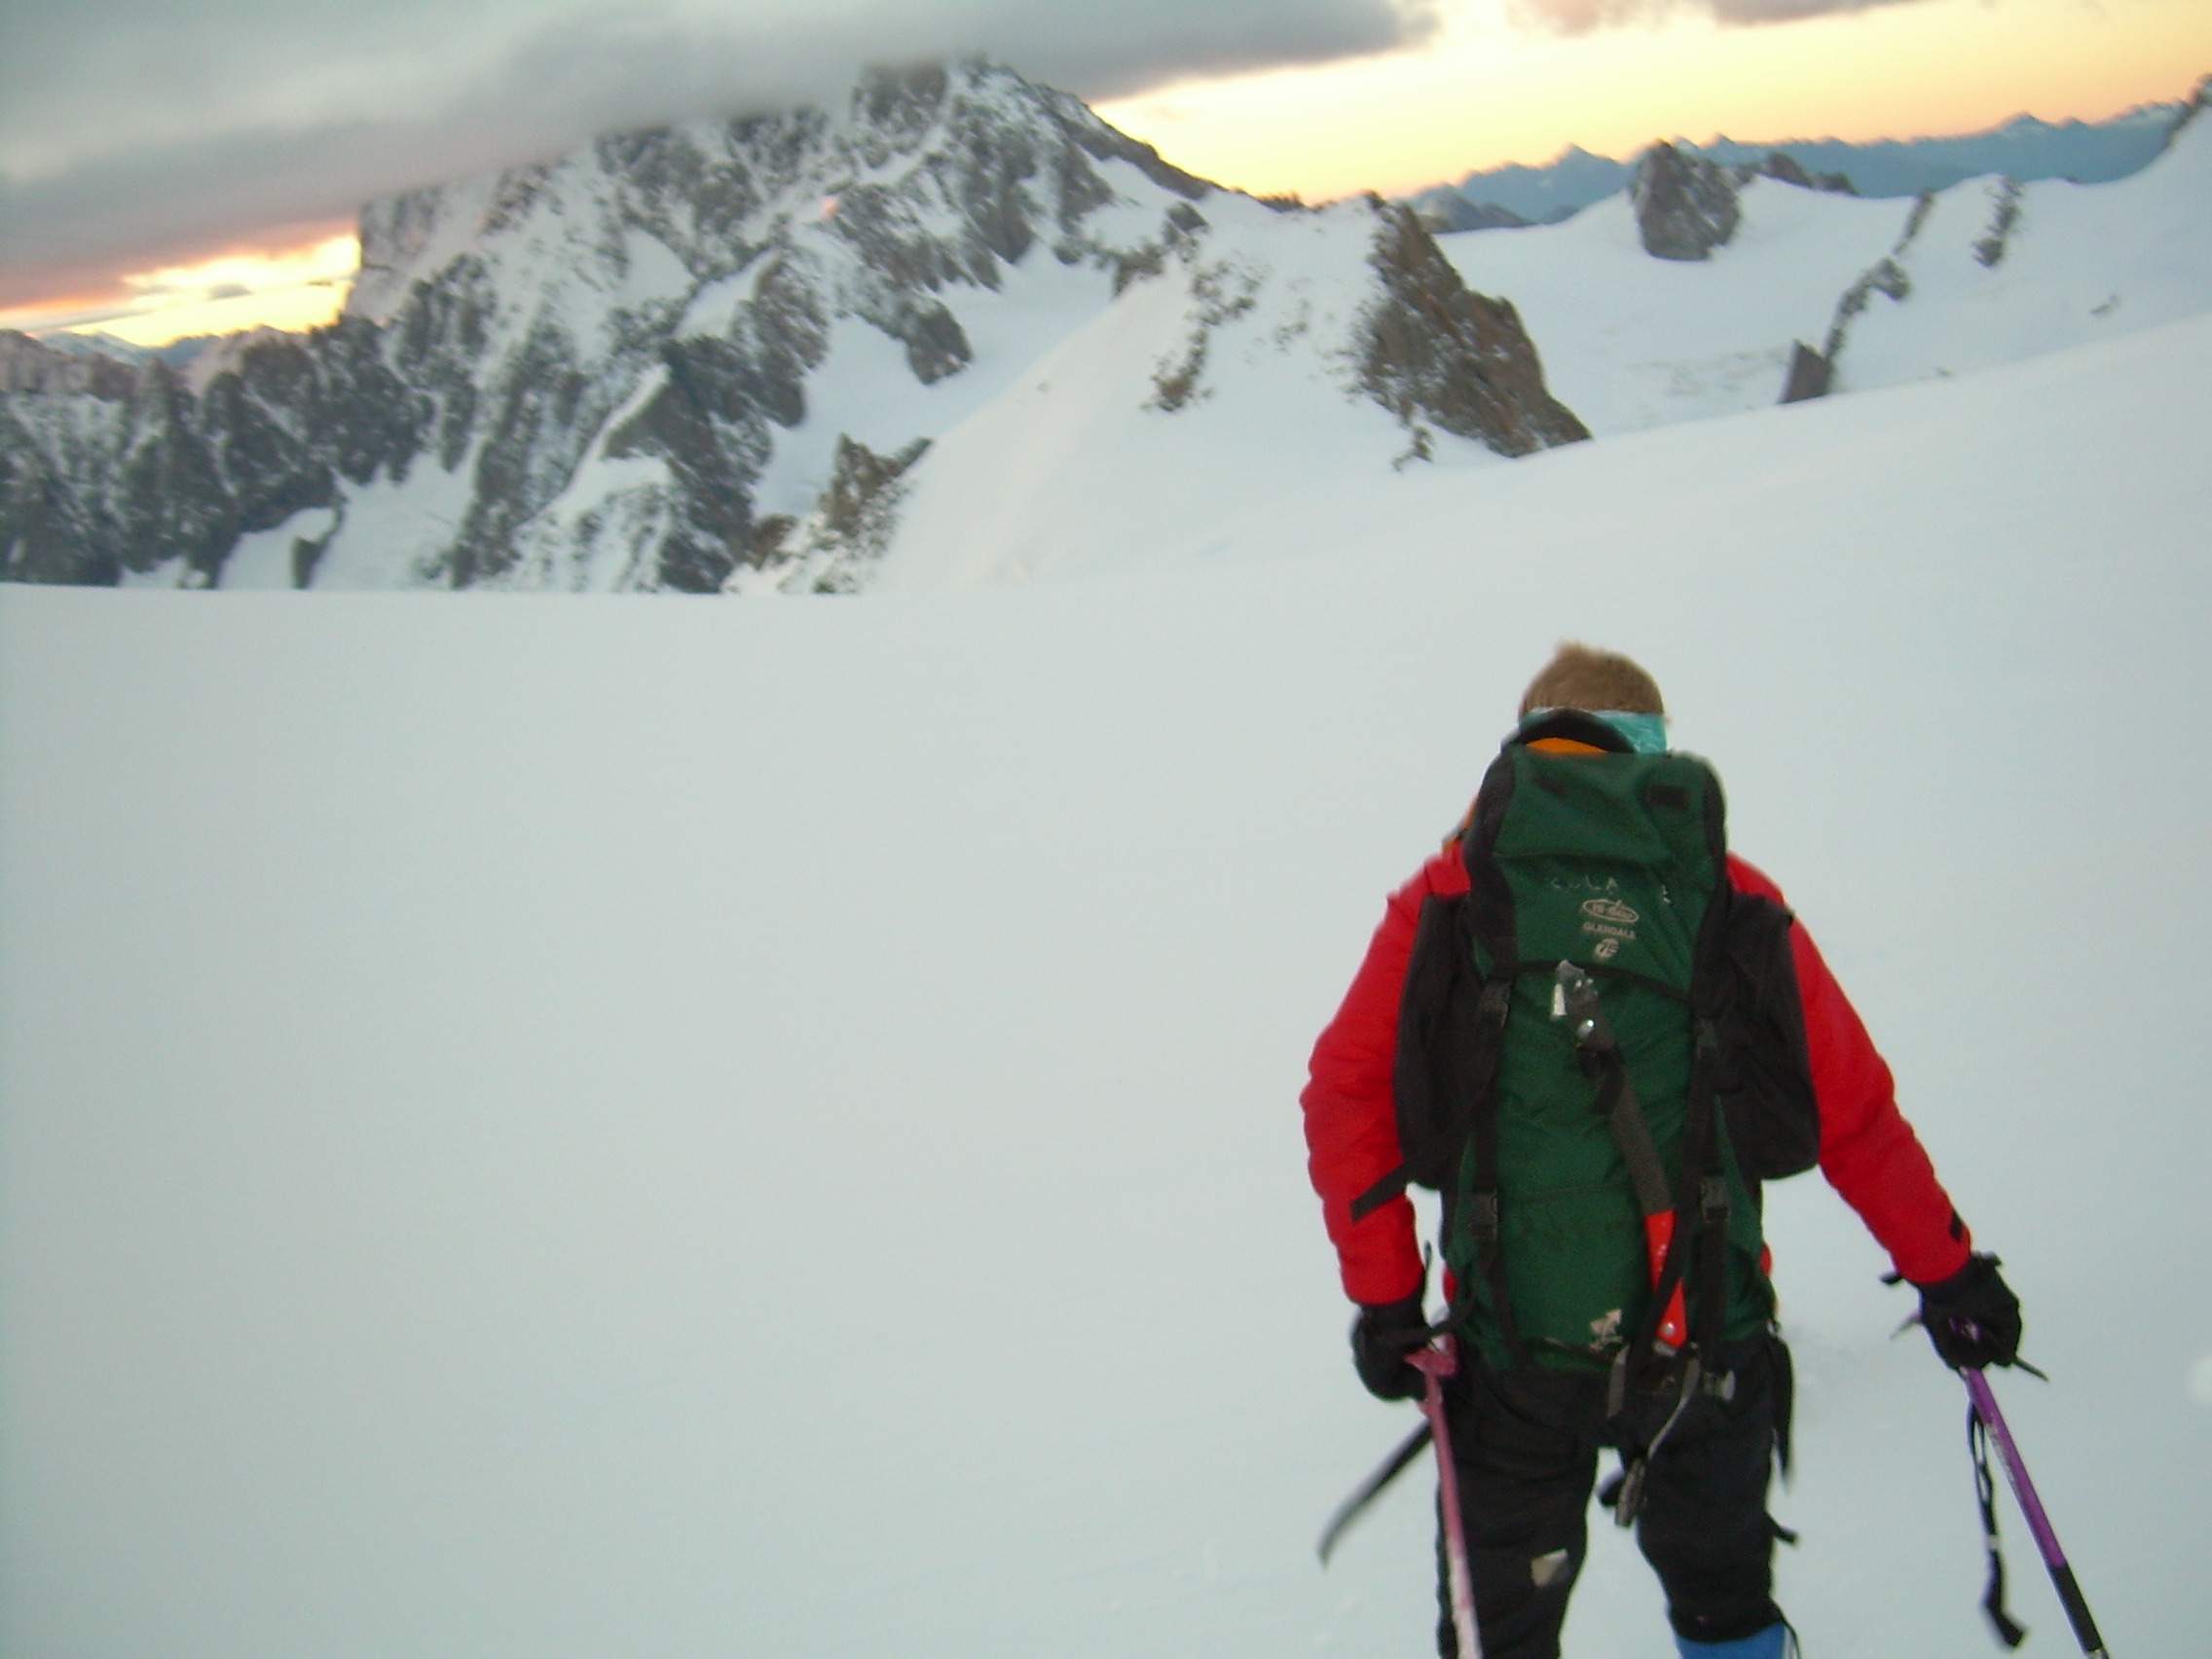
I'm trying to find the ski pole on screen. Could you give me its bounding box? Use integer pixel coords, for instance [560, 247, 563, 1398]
[1963, 1368, 2110, 1657]
[1410, 1340, 1483, 1659]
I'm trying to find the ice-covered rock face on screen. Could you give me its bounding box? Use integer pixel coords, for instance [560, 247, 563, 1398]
[0, 60, 1241, 591]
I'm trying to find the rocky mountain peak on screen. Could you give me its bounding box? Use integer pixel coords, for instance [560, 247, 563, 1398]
[1631, 142, 1743, 261]
[3, 58, 1592, 594]
[0, 330, 150, 398]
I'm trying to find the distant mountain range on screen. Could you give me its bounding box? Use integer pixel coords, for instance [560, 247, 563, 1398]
[1409, 97, 2189, 231]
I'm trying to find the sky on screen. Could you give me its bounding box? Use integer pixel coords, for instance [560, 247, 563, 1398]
[0, 0, 2204, 345]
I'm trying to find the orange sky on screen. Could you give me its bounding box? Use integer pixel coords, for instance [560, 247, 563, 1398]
[8, 0, 2205, 348]
[1094, 0, 2212, 203]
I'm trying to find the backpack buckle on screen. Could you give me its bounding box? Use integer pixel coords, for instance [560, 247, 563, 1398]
[1465, 1190, 1499, 1243]
[1701, 1175, 1731, 1225]
[1477, 979, 1512, 1027]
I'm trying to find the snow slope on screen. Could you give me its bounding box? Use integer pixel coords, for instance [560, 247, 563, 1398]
[1431, 111, 2212, 436]
[863, 121, 2212, 590]
[874, 194, 1489, 590]
[1438, 178, 1916, 434]
[3, 313, 2209, 1659]
[1836, 108, 2212, 388]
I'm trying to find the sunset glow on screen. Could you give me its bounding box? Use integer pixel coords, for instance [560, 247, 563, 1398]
[8, 0, 2205, 350]
[1, 232, 358, 348]
[1094, 0, 2212, 203]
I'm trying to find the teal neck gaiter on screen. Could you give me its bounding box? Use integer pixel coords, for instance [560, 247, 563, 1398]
[1594, 710, 1669, 755]
[1526, 707, 1671, 755]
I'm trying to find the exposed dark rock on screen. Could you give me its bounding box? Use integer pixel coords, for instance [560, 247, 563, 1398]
[1820, 256, 1911, 360]
[1356, 203, 1590, 459]
[1779, 342, 1831, 404]
[1743, 152, 1858, 196]
[1971, 177, 2025, 268]
[0, 56, 1594, 592]
[1146, 257, 1259, 412]
[879, 295, 974, 384]
[789, 434, 933, 594]
[1899, 189, 1937, 248]
[1631, 142, 1742, 262]
[1110, 204, 1209, 296]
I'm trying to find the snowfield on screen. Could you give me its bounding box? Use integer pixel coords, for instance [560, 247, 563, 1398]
[1433, 106, 2212, 439]
[3, 311, 2210, 1658]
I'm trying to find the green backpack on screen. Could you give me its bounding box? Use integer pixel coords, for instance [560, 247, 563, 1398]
[1352, 711, 1822, 1391]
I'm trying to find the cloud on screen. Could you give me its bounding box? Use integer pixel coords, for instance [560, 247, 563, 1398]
[0, 0, 1440, 311]
[1506, 0, 1922, 36]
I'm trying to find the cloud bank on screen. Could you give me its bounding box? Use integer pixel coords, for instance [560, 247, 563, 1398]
[1507, 0, 1922, 37]
[0, 0, 1440, 311]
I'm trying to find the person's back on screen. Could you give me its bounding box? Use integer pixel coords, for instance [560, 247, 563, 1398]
[1301, 643, 2024, 1659]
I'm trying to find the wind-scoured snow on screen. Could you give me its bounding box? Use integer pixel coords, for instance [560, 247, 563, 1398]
[3, 312, 2207, 1658]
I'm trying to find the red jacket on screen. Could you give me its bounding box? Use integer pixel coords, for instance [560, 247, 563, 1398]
[1302, 841, 1972, 1308]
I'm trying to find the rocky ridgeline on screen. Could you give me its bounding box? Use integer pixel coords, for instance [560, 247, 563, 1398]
[1, 59, 1587, 593]
[1359, 203, 1589, 458]
[1631, 143, 1858, 263]
[0, 319, 424, 585]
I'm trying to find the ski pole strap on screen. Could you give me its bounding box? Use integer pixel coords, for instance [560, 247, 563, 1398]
[1963, 1369, 2112, 1658]
[1969, 1406, 2029, 1649]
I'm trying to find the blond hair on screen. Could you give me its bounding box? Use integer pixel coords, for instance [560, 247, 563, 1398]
[1518, 642, 1665, 718]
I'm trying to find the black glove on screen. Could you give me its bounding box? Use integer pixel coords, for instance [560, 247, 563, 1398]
[1916, 1253, 2022, 1370]
[1350, 1293, 1431, 1401]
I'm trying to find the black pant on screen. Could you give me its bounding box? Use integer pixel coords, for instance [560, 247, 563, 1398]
[1435, 1338, 1788, 1659]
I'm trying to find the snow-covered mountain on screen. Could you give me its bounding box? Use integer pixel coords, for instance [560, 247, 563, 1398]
[841, 104, 2212, 588]
[1426, 104, 2212, 438]
[3, 68, 2207, 595]
[0, 59, 1579, 595]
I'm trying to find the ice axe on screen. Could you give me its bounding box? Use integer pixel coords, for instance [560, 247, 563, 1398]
[1317, 1335, 1483, 1659]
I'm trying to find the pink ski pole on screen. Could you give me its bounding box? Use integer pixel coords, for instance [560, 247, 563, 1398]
[1410, 1340, 1482, 1659]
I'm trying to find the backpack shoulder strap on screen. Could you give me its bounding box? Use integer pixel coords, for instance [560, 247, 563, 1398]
[1448, 746, 1535, 1366]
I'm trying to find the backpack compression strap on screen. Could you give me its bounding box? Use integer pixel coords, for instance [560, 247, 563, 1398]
[1557, 962, 1689, 1351]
